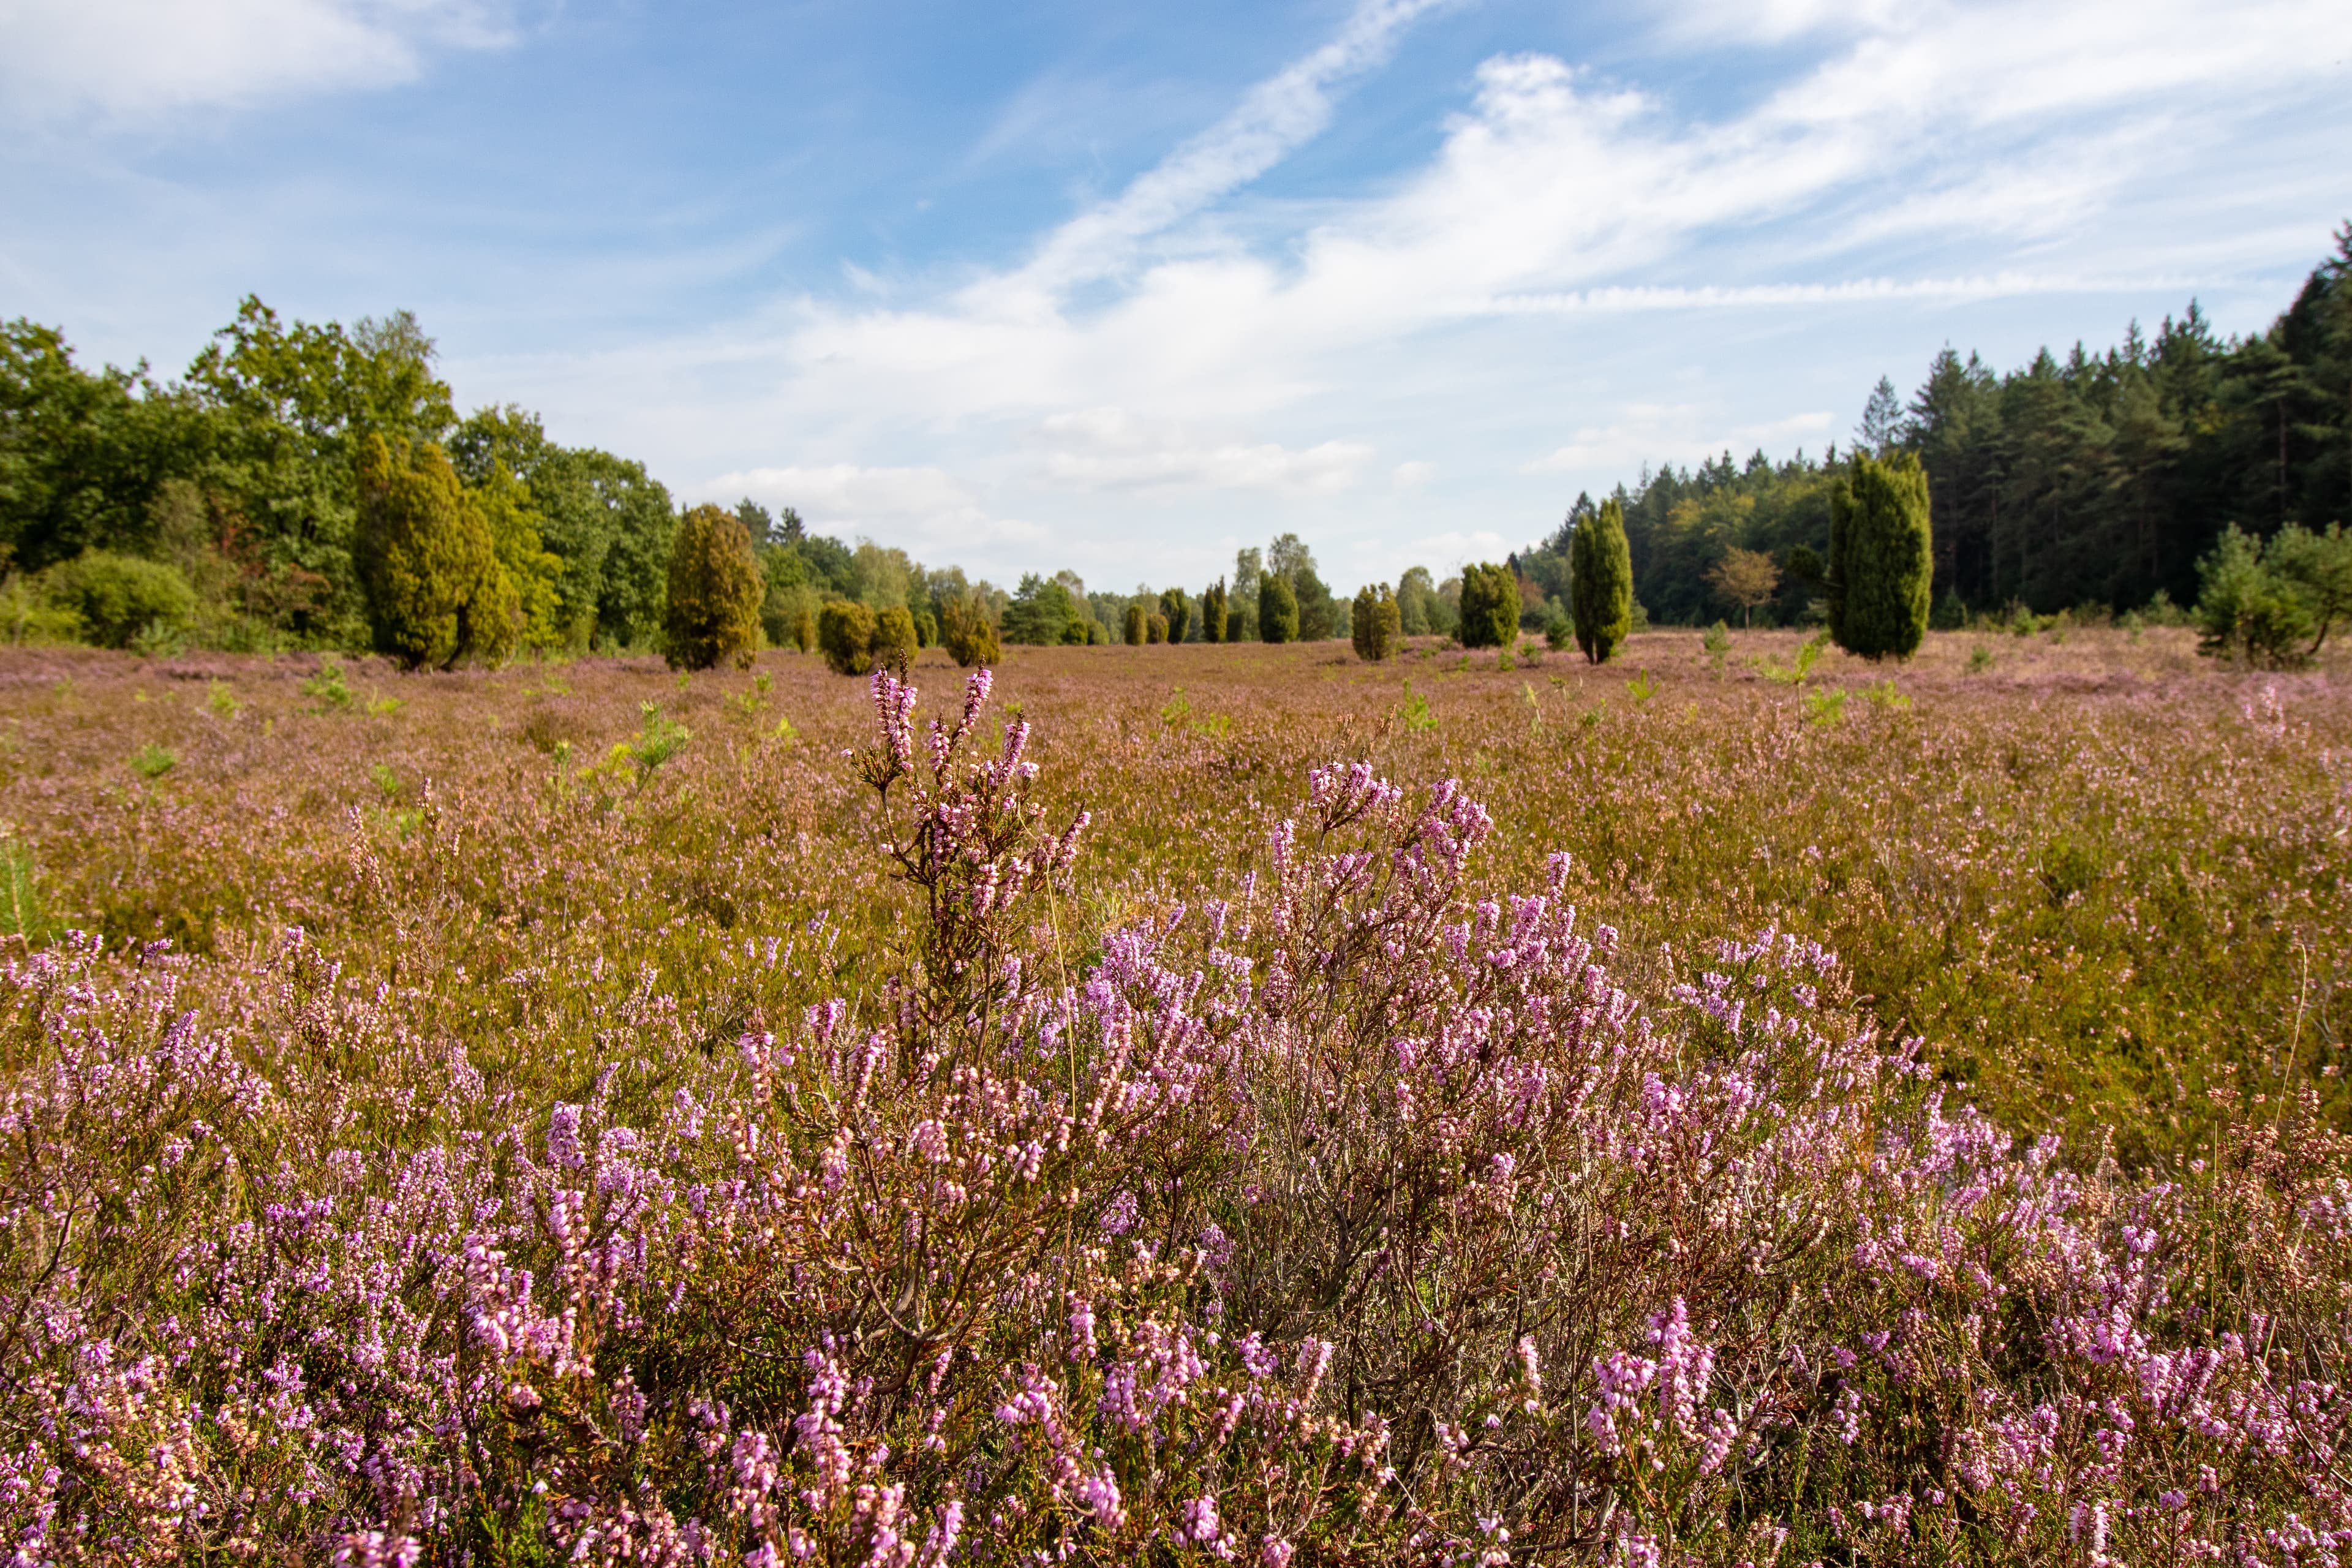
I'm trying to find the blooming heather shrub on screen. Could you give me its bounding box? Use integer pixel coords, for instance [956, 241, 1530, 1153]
[0, 668, 2347, 1562]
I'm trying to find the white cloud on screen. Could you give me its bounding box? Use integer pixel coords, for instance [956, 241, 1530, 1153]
[699, 464, 1046, 552]
[1401, 530, 1513, 573]
[1392, 461, 1434, 488]
[770, 0, 2350, 442]
[1526, 406, 1837, 475]
[1027, 409, 1374, 494]
[0, 0, 517, 121]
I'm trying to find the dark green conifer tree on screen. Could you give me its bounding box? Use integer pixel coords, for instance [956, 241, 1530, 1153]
[354, 433, 517, 669]
[1259, 574, 1298, 643]
[1828, 452, 1932, 661]
[1569, 497, 1632, 663]
[663, 503, 764, 670]
[1159, 587, 1191, 644]
[1457, 564, 1520, 649]
[1200, 580, 1227, 643]
[1350, 583, 1400, 661]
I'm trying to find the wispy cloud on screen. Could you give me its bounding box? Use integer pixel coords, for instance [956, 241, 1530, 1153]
[1028, 409, 1373, 495]
[1473, 273, 2190, 315]
[701, 464, 1046, 551]
[0, 0, 519, 122]
[998, 0, 1459, 300]
[1526, 407, 1837, 475]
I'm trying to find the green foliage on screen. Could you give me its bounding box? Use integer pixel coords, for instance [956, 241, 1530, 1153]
[1626, 670, 1656, 704]
[301, 654, 353, 710]
[1828, 451, 1932, 662]
[205, 680, 241, 720]
[2190, 522, 2352, 668]
[0, 835, 48, 943]
[130, 742, 176, 778]
[0, 320, 219, 576]
[354, 434, 517, 670]
[1702, 620, 1730, 660]
[1967, 643, 1994, 674]
[1756, 630, 1831, 687]
[1395, 565, 1453, 638]
[662, 504, 764, 672]
[627, 701, 691, 778]
[468, 461, 568, 652]
[818, 599, 878, 676]
[873, 605, 918, 674]
[1862, 679, 1912, 710]
[1396, 679, 1438, 733]
[1350, 583, 1400, 662]
[1803, 685, 1847, 726]
[1000, 574, 1091, 645]
[1570, 498, 1633, 663]
[1146, 613, 1168, 644]
[1542, 609, 1572, 651]
[37, 549, 196, 649]
[1455, 562, 1520, 650]
[1257, 573, 1298, 643]
[449, 406, 674, 652]
[1122, 603, 1147, 645]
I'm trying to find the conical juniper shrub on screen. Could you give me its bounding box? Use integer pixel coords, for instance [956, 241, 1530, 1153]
[1200, 579, 1229, 643]
[1570, 496, 1634, 663]
[873, 605, 919, 674]
[817, 597, 878, 674]
[940, 590, 1000, 667]
[4, 670, 2345, 1562]
[1456, 562, 1520, 649]
[355, 432, 519, 669]
[1258, 572, 1298, 643]
[1828, 451, 1932, 662]
[1160, 587, 1191, 644]
[663, 502, 765, 671]
[1123, 603, 1147, 646]
[1350, 582, 1400, 660]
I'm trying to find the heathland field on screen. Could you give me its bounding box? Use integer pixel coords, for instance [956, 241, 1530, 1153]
[2, 629, 2349, 1563]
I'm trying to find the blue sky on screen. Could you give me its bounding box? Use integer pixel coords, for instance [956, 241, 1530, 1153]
[4, 0, 2347, 593]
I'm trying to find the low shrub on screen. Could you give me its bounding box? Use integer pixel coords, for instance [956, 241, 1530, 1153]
[37, 549, 196, 650]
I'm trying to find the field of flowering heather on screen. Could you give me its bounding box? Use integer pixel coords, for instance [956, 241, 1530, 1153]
[1, 628, 2349, 1565]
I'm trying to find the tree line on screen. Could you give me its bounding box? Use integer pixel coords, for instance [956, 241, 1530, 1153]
[1523, 224, 2349, 630]
[7, 222, 2345, 667]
